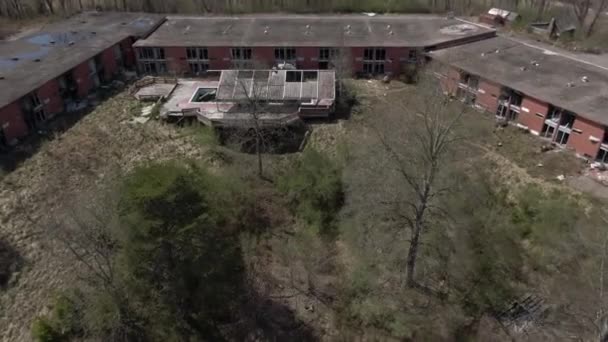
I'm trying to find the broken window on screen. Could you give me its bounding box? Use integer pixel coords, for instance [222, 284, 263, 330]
[318, 61, 329, 70]
[597, 147, 608, 163]
[274, 47, 296, 61]
[231, 47, 252, 61]
[555, 129, 570, 145]
[186, 47, 208, 60]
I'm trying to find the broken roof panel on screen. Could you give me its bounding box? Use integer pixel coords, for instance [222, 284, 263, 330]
[215, 69, 335, 102]
[134, 14, 495, 48]
[430, 36, 608, 126]
[0, 11, 165, 109]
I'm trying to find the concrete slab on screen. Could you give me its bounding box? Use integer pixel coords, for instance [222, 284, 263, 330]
[135, 83, 176, 100]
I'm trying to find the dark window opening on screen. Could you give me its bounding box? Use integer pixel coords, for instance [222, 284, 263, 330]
[286, 70, 303, 82]
[555, 129, 570, 145]
[275, 47, 296, 61]
[319, 48, 336, 61]
[187, 47, 209, 60]
[189, 62, 209, 75]
[231, 47, 252, 61]
[364, 48, 386, 61]
[303, 71, 318, 81]
[318, 61, 329, 70]
[597, 148, 608, 163]
[541, 124, 556, 138]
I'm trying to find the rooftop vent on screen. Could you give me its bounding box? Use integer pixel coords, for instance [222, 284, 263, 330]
[11, 57, 18, 61]
[388, 30, 394, 35]
[520, 66, 527, 71]
[121, 22, 127, 25]
[495, 49, 500, 53]
[582, 76, 589, 83]
[68, 41, 75, 46]
[0, 76, 5, 80]
[481, 52, 486, 56]
[80, 20, 87, 24]
[567, 82, 575, 88]
[531, 60, 539, 66]
[34, 58, 41, 62]
[386, 24, 391, 30]
[345, 24, 351, 30]
[91, 31, 97, 35]
[49, 40, 56, 44]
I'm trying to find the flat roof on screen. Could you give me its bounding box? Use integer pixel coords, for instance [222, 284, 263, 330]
[0, 11, 165, 108]
[134, 14, 495, 48]
[216, 69, 335, 102]
[430, 36, 608, 127]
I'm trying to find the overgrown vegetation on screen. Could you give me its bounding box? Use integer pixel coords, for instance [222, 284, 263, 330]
[278, 148, 343, 235]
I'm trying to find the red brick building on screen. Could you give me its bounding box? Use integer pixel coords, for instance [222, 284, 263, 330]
[133, 15, 495, 77]
[431, 36, 608, 163]
[0, 12, 164, 146]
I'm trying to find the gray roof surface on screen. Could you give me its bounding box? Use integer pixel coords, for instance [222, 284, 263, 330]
[0, 11, 165, 108]
[134, 14, 494, 48]
[216, 69, 335, 101]
[430, 36, 608, 126]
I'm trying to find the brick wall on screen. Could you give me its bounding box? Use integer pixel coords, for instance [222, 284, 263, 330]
[208, 47, 232, 69]
[100, 46, 119, 79]
[73, 60, 94, 97]
[297, 47, 319, 69]
[252, 47, 274, 68]
[36, 79, 64, 118]
[120, 37, 136, 67]
[0, 102, 28, 143]
[165, 47, 188, 75]
[568, 116, 605, 158]
[476, 78, 500, 114]
[518, 96, 548, 135]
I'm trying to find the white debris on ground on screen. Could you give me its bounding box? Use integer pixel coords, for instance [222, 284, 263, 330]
[141, 104, 154, 117]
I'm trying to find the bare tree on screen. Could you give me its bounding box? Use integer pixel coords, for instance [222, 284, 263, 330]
[368, 66, 468, 290]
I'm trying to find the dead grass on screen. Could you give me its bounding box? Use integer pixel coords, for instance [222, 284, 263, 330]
[0, 91, 206, 341]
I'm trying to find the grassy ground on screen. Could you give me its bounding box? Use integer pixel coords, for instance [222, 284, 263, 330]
[0, 79, 602, 341]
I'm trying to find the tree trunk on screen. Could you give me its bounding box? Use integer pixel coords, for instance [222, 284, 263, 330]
[535, 0, 547, 20]
[256, 134, 263, 178]
[586, 0, 608, 37]
[406, 223, 422, 287]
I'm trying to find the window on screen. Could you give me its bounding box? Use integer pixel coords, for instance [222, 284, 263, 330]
[286, 70, 303, 82]
[231, 47, 252, 60]
[555, 130, 570, 145]
[140, 61, 167, 75]
[362, 48, 386, 75]
[189, 62, 209, 75]
[274, 47, 296, 61]
[138, 47, 165, 60]
[363, 48, 385, 61]
[22, 92, 46, 130]
[408, 49, 418, 63]
[186, 47, 208, 60]
[319, 48, 337, 61]
[597, 148, 608, 163]
[318, 61, 329, 70]
[541, 124, 555, 138]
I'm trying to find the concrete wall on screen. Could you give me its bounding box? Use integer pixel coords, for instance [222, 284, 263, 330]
[36, 79, 64, 118]
[518, 96, 548, 135]
[568, 116, 605, 158]
[476, 78, 500, 113]
[0, 102, 28, 143]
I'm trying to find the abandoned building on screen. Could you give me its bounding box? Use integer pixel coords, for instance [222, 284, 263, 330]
[0, 12, 165, 146]
[149, 69, 335, 126]
[132, 15, 495, 77]
[431, 36, 608, 164]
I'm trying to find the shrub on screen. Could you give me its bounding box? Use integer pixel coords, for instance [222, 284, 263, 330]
[31, 317, 64, 342]
[278, 149, 343, 235]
